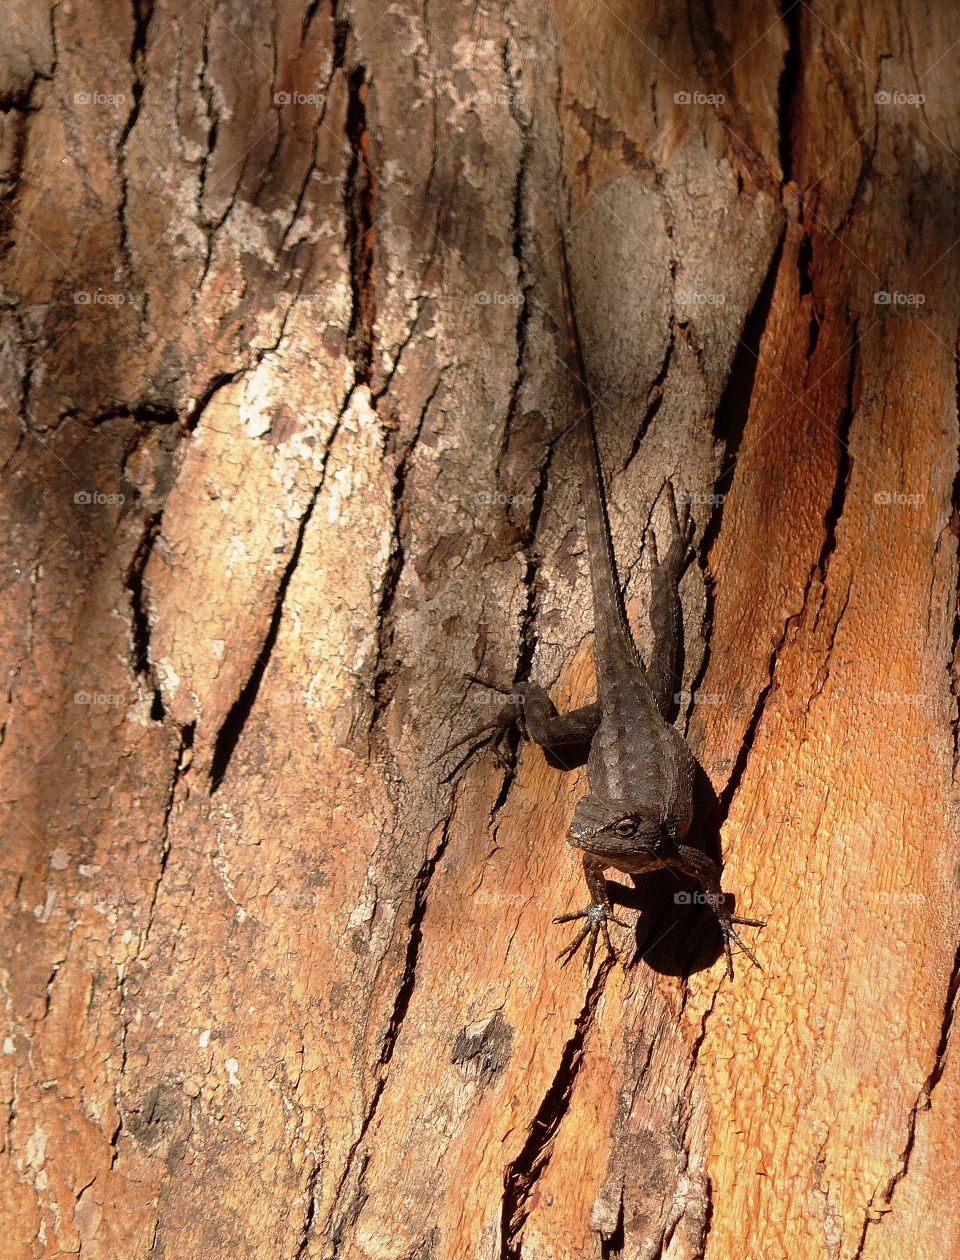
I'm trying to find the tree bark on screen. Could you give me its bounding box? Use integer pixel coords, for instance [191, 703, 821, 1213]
[1, 1, 958, 1257]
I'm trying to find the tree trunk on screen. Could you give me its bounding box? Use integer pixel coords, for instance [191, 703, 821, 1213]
[1, 1, 958, 1257]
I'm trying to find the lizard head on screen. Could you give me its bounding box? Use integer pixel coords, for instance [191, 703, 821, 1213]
[567, 794, 676, 861]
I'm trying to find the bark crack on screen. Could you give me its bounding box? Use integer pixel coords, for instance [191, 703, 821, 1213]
[208, 478, 323, 792]
[192, 3, 225, 294]
[500, 960, 612, 1258]
[125, 509, 165, 720]
[683, 225, 785, 737]
[324, 812, 455, 1253]
[623, 330, 674, 474]
[294, 1158, 323, 1260]
[143, 722, 194, 946]
[344, 64, 376, 384]
[951, 344, 960, 772]
[853, 940, 960, 1256]
[810, 329, 858, 629]
[117, 0, 154, 283]
[368, 370, 446, 740]
[776, 0, 803, 184]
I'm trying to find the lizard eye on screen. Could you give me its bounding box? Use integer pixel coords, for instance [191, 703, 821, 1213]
[614, 819, 635, 838]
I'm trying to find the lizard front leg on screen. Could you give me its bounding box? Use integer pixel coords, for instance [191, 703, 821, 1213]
[672, 843, 765, 978]
[554, 854, 629, 968]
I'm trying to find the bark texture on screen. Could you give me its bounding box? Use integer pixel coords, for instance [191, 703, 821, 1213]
[1, 1, 958, 1258]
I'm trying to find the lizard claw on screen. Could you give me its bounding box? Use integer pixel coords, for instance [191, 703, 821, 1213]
[717, 912, 766, 979]
[553, 903, 630, 968]
[434, 677, 526, 775]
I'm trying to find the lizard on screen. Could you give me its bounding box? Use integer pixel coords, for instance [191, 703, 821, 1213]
[441, 242, 764, 978]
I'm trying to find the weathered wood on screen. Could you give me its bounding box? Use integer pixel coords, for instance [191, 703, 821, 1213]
[0, 1, 958, 1257]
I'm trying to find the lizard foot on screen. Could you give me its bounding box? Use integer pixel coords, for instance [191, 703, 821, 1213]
[434, 676, 525, 775]
[645, 481, 696, 577]
[717, 912, 766, 979]
[553, 903, 630, 969]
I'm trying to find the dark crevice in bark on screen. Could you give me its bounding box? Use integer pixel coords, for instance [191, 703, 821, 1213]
[515, 443, 553, 671]
[40, 958, 64, 1023]
[806, 578, 852, 712]
[117, 0, 154, 277]
[854, 939, 960, 1257]
[209, 483, 322, 791]
[654, 1201, 687, 1260]
[370, 285, 433, 406]
[0, 75, 49, 113]
[950, 347, 960, 772]
[126, 508, 165, 720]
[699, 226, 784, 563]
[299, 0, 323, 50]
[715, 329, 856, 819]
[332, 0, 349, 69]
[194, 4, 223, 291]
[833, 53, 885, 239]
[380, 819, 452, 1075]
[715, 605, 796, 821]
[368, 373, 445, 737]
[498, 85, 531, 473]
[683, 228, 785, 737]
[811, 332, 858, 627]
[183, 371, 237, 431]
[0, 5, 56, 250]
[693, 1176, 715, 1260]
[796, 226, 824, 370]
[673, 978, 723, 1218]
[805, 304, 821, 365]
[344, 64, 376, 384]
[599, 1187, 625, 1258]
[500, 960, 612, 1259]
[623, 329, 674, 473]
[797, 228, 813, 297]
[325, 814, 455, 1253]
[142, 719, 194, 947]
[776, 0, 803, 184]
[294, 1159, 323, 1260]
[480, 432, 559, 820]
[504, 47, 537, 694]
[201, 257, 356, 786]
